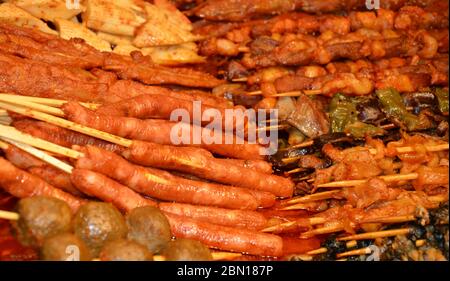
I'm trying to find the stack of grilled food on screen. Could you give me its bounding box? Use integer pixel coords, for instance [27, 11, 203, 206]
[0, 0, 448, 261]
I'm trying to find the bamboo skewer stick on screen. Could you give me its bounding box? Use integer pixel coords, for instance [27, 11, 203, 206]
[0, 139, 8, 150]
[285, 190, 341, 205]
[256, 124, 290, 132]
[303, 240, 364, 257]
[245, 90, 323, 97]
[317, 173, 419, 188]
[0, 97, 65, 117]
[231, 77, 249, 82]
[260, 217, 326, 233]
[0, 125, 83, 159]
[361, 215, 416, 224]
[237, 47, 250, 53]
[336, 247, 372, 258]
[0, 138, 74, 174]
[337, 228, 412, 241]
[0, 101, 133, 148]
[285, 167, 306, 174]
[415, 239, 426, 247]
[306, 248, 328, 255]
[0, 94, 99, 110]
[300, 224, 344, 238]
[0, 210, 19, 221]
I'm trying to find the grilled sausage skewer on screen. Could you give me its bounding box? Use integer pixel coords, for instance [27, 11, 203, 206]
[0, 100, 293, 197]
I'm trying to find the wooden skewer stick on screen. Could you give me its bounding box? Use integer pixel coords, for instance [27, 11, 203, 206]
[0, 124, 83, 159]
[231, 77, 249, 82]
[0, 139, 8, 150]
[0, 101, 133, 148]
[245, 89, 323, 97]
[306, 248, 328, 255]
[0, 137, 74, 174]
[153, 251, 243, 261]
[317, 173, 419, 188]
[256, 124, 290, 132]
[285, 167, 306, 174]
[0, 109, 8, 116]
[238, 47, 250, 53]
[415, 239, 426, 247]
[300, 224, 344, 238]
[361, 215, 416, 224]
[0, 94, 99, 110]
[0, 103, 209, 170]
[304, 240, 359, 256]
[337, 228, 411, 241]
[0, 210, 19, 221]
[336, 247, 372, 258]
[285, 190, 341, 205]
[260, 217, 326, 233]
[279, 202, 312, 211]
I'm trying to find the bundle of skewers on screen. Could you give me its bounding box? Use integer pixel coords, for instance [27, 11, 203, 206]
[0, 0, 449, 261]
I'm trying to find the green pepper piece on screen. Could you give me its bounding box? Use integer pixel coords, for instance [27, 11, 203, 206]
[329, 94, 358, 133]
[344, 121, 385, 139]
[376, 88, 424, 131]
[434, 88, 449, 114]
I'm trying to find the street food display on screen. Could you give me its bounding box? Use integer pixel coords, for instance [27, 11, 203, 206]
[0, 0, 448, 261]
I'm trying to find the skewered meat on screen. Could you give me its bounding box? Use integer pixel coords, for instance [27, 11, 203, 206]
[99, 239, 153, 261]
[0, 157, 83, 212]
[13, 119, 274, 177]
[12, 196, 72, 248]
[337, 178, 404, 209]
[41, 233, 92, 261]
[73, 202, 128, 257]
[125, 206, 172, 254]
[0, 52, 229, 105]
[67, 168, 282, 256]
[122, 141, 294, 197]
[165, 213, 283, 256]
[162, 239, 213, 261]
[70, 169, 157, 211]
[314, 190, 444, 231]
[13, 120, 125, 154]
[104, 52, 224, 88]
[242, 29, 447, 69]
[193, 0, 442, 21]
[273, 66, 443, 96]
[63, 102, 265, 160]
[0, 23, 223, 88]
[70, 166, 272, 231]
[286, 94, 330, 138]
[159, 202, 268, 230]
[226, 158, 273, 174]
[192, 0, 302, 21]
[250, 6, 448, 37]
[2, 143, 82, 196]
[96, 94, 241, 130]
[0, 52, 107, 103]
[74, 145, 275, 209]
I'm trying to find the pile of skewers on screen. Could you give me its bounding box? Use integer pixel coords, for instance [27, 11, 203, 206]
[0, 0, 449, 261]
